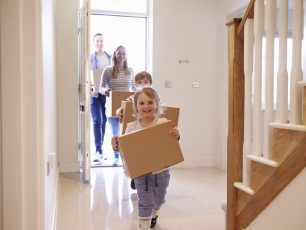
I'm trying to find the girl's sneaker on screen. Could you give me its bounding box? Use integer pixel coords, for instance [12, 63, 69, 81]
[150, 209, 159, 228]
[130, 179, 136, 190]
[150, 216, 158, 228]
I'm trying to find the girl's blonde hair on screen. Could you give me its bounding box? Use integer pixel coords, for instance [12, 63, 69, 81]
[111, 45, 131, 79]
[133, 87, 163, 120]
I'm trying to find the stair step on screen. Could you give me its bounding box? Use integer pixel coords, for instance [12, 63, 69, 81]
[270, 122, 306, 132]
[247, 155, 278, 167]
[297, 80, 306, 86]
[234, 182, 254, 195]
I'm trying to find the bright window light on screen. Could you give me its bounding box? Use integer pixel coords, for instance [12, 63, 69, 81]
[90, 0, 147, 13]
[90, 14, 147, 74]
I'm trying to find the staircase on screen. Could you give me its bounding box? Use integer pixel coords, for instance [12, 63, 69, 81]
[226, 0, 306, 229]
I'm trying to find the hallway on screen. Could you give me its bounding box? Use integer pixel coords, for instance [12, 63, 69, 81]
[56, 167, 226, 230]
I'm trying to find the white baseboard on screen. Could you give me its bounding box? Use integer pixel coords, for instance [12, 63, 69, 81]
[171, 157, 216, 168]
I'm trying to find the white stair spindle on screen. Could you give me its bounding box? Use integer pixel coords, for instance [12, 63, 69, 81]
[243, 19, 254, 186]
[290, 0, 303, 124]
[263, 0, 276, 159]
[252, 0, 264, 156]
[276, 0, 289, 123]
[304, 1, 306, 82]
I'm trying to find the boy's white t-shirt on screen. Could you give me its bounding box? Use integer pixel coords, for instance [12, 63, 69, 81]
[97, 53, 110, 70]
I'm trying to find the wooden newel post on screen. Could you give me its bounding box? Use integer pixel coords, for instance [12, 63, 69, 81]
[226, 18, 244, 230]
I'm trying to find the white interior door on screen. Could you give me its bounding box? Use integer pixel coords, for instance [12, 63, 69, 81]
[78, 0, 91, 182]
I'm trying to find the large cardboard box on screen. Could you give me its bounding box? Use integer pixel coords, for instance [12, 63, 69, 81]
[118, 120, 184, 179]
[90, 69, 103, 92]
[120, 101, 180, 135]
[106, 90, 134, 117]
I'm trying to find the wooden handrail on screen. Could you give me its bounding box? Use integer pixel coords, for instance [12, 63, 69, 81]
[237, 0, 256, 38]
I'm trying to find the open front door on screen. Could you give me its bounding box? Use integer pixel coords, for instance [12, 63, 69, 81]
[78, 0, 91, 183]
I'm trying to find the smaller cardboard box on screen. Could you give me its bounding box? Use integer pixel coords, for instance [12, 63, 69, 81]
[120, 100, 135, 135]
[106, 90, 134, 117]
[120, 101, 180, 135]
[162, 105, 180, 127]
[118, 120, 184, 179]
[91, 69, 103, 92]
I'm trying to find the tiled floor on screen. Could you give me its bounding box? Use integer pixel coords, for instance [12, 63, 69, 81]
[56, 167, 226, 230]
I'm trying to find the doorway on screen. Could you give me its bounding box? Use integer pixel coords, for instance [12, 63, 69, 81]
[88, 1, 150, 167]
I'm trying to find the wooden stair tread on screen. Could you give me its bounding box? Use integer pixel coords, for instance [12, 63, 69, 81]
[247, 155, 278, 167]
[297, 80, 306, 86]
[234, 182, 254, 195]
[270, 122, 306, 132]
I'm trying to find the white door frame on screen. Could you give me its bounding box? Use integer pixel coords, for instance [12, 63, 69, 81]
[78, 0, 91, 182]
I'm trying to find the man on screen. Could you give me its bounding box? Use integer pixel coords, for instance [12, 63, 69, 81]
[90, 33, 111, 162]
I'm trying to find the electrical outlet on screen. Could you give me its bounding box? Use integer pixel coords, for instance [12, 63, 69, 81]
[165, 81, 172, 88]
[47, 161, 50, 176]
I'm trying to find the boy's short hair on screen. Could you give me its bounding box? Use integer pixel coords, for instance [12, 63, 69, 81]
[134, 71, 152, 85]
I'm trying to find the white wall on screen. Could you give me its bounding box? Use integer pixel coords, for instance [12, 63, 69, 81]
[42, 0, 59, 229]
[152, 0, 220, 168]
[151, 0, 248, 169]
[1, 0, 59, 229]
[1, 0, 23, 227]
[55, 0, 79, 172]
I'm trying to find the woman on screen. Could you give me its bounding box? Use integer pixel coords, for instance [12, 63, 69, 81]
[100, 45, 135, 162]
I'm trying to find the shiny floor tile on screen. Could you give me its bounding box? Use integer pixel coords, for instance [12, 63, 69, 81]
[56, 167, 226, 230]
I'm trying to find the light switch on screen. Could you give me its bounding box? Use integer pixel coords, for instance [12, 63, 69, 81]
[192, 81, 199, 88]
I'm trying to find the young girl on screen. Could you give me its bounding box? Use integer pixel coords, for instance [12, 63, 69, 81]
[112, 87, 180, 230]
